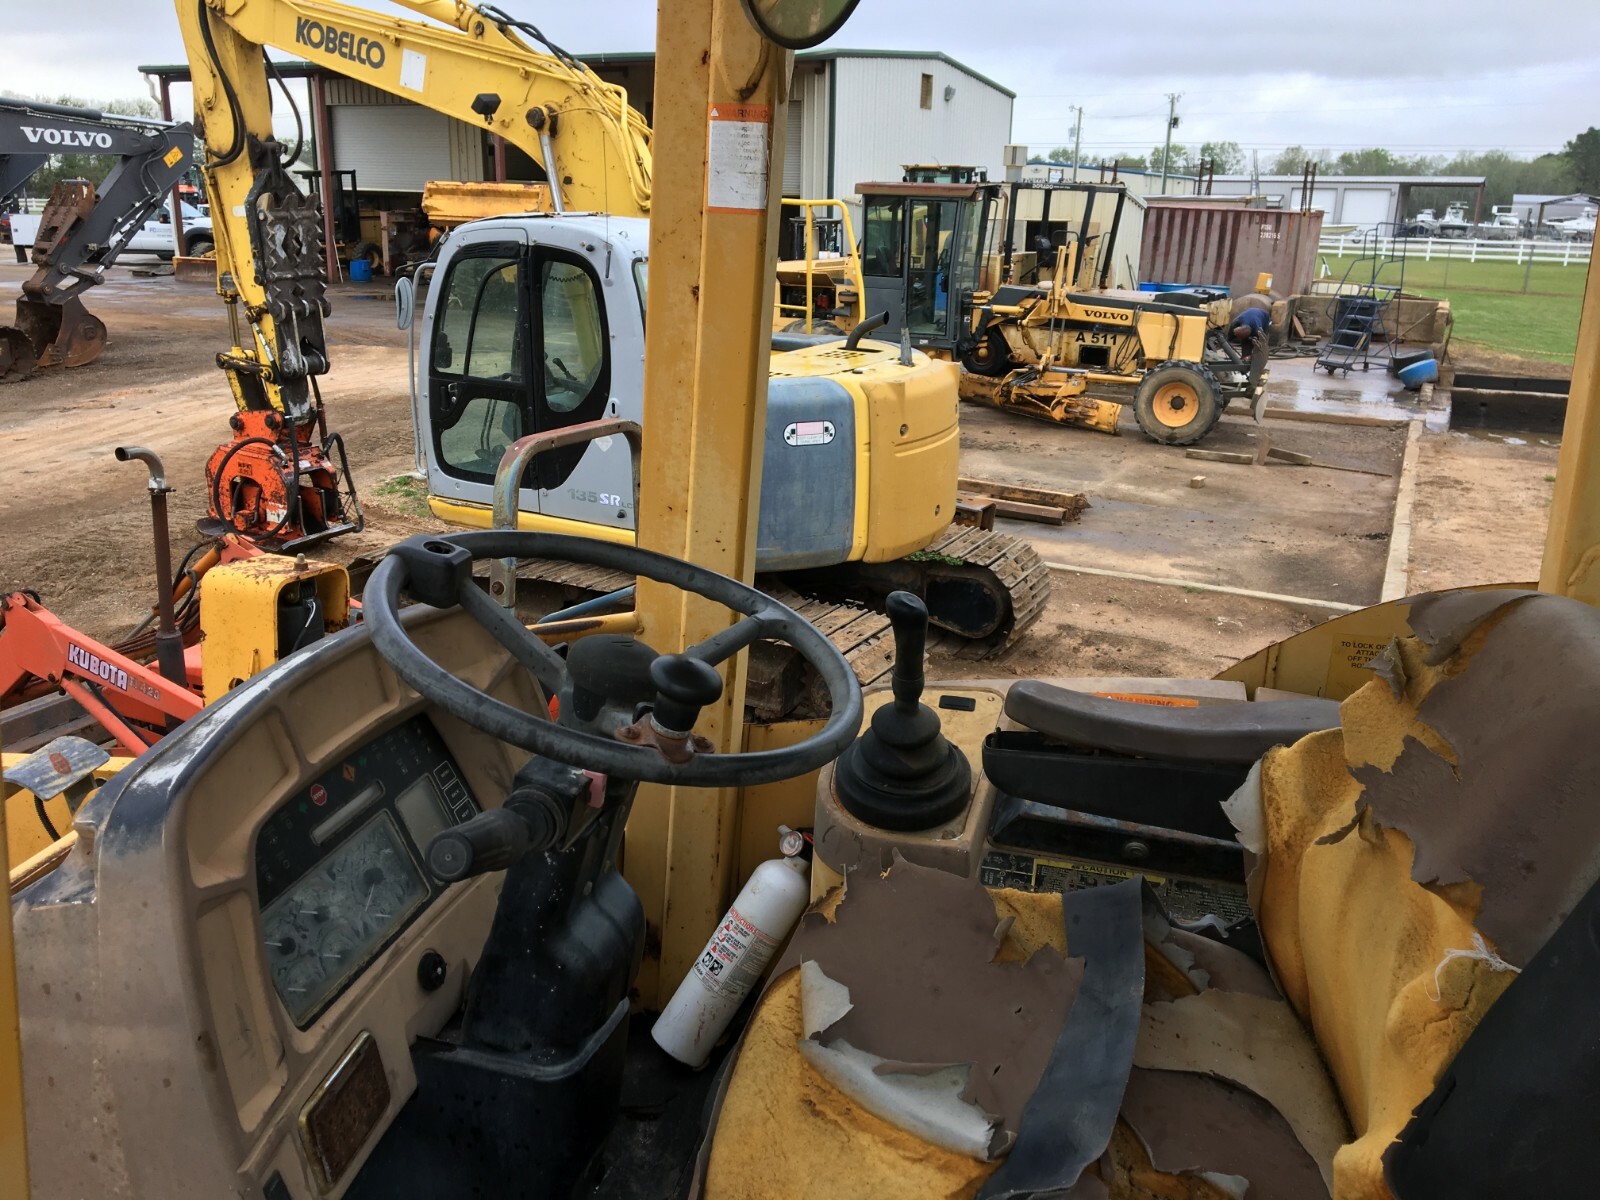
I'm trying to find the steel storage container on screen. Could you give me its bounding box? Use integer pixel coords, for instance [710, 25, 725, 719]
[1138, 204, 1323, 297]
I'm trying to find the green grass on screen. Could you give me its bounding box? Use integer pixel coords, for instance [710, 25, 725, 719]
[1321, 251, 1586, 365]
[373, 474, 433, 520]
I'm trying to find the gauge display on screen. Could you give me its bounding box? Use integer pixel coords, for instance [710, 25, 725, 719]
[254, 715, 479, 1027]
[260, 813, 427, 1025]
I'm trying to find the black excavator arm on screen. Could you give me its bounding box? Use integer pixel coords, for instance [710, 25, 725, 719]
[0, 96, 195, 380]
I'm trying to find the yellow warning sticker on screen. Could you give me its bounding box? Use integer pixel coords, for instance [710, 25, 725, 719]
[163, 146, 185, 169]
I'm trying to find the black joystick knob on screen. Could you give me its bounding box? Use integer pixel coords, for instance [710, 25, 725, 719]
[833, 591, 972, 831]
[650, 654, 724, 735]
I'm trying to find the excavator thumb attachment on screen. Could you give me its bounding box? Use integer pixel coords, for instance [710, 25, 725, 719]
[12, 295, 108, 372]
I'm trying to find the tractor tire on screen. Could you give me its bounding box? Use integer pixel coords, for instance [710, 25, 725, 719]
[961, 329, 1012, 377]
[350, 241, 382, 270]
[1133, 361, 1223, 446]
[185, 237, 215, 259]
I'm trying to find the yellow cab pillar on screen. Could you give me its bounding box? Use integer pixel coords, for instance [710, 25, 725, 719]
[625, 0, 791, 1006]
[1540, 249, 1600, 605]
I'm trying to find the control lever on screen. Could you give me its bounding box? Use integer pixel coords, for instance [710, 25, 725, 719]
[428, 807, 546, 883]
[427, 760, 584, 882]
[831, 591, 972, 830]
[650, 654, 723, 736]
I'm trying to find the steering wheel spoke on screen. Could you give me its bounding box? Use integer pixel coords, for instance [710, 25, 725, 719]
[686, 609, 789, 667]
[364, 532, 863, 787]
[456, 574, 569, 698]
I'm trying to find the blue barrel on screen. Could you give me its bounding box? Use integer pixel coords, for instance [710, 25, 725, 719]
[348, 257, 374, 283]
[1397, 356, 1439, 391]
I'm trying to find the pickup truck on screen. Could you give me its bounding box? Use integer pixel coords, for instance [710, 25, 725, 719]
[6, 197, 212, 262]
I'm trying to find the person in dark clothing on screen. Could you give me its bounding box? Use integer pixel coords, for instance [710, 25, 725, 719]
[1230, 305, 1270, 348]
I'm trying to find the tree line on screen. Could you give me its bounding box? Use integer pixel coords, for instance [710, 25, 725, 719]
[1047, 130, 1600, 214]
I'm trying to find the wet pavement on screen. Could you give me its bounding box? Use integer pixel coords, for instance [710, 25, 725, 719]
[1261, 353, 1449, 431]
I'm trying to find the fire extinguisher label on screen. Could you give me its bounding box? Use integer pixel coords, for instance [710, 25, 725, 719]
[694, 906, 778, 1001]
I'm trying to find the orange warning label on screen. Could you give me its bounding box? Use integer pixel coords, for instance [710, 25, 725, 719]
[1093, 692, 1201, 708]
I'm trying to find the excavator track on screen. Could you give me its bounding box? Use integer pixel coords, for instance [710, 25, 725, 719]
[498, 527, 1050, 718]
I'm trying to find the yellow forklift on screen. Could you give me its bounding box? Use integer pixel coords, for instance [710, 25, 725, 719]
[4, 1, 1600, 1197]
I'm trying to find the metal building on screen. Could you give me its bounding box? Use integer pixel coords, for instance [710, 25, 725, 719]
[1207, 174, 1486, 233]
[141, 49, 1014, 224]
[1019, 160, 1199, 200]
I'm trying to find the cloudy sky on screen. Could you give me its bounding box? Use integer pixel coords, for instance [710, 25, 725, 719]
[6, 0, 1597, 161]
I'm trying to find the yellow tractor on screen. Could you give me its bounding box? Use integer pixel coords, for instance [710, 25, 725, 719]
[858, 170, 1270, 444]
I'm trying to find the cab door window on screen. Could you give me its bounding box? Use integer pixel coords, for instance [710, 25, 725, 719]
[526, 250, 610, 490]
[430, 244, 529, 484]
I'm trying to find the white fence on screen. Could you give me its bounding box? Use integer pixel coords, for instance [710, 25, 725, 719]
[1318, 234, 1591, 266]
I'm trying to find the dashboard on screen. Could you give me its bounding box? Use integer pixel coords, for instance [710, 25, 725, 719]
[254, 716, 481, 1027]
[12, 605, 540, 1200]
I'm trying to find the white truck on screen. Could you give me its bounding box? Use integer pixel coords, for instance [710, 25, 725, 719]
[7, 197, 212, 262]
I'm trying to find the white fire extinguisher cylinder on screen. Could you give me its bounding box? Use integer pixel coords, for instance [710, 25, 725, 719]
[652, 832, 811, 1068]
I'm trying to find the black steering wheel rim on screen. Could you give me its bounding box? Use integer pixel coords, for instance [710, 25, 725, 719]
[364, 530, 863, 786]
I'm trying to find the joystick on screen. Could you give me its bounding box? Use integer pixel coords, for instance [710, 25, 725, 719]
[832, 591, 972, 830]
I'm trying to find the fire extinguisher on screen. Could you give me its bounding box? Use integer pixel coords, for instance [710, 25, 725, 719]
[651, 827, 810, 1068]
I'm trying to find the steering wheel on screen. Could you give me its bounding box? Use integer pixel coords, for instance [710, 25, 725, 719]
[363, 531, 864, 787]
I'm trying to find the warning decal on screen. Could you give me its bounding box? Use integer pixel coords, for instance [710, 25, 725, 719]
[706, 103, 771, 214]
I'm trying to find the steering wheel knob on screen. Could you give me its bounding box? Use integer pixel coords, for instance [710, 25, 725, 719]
[650, 654, 724, 735]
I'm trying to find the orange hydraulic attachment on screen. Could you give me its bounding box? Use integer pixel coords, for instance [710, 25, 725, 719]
[206, 409, 362, 550]
[0, 593, 204, 759]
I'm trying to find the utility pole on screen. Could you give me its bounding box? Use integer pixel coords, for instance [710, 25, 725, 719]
[1160, 92, 1181, 193]
[1070, 105, 1083, 182]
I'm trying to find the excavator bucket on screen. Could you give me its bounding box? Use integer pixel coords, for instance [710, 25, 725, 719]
[13, 296, 108, 371]
[0, 325, 37, 382]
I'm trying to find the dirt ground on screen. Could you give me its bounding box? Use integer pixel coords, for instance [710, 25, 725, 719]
[0, 260, 1567, 682]
[1407, 430, 1561, 592]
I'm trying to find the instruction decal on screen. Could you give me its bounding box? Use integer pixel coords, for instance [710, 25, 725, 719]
[784, 420, 835, 446]
[1326, 635, 1389, 695]
[706, 103, 770, 214]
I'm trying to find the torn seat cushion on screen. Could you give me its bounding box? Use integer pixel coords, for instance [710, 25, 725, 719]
[701, 886, 1071, 1200]
[1238, 590, 1600, 1197]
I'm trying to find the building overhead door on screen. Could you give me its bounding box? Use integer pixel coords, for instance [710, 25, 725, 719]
[782, 99, 803, 197]
[330, 105, 452, 192]
[1340, 188, 1393, 231]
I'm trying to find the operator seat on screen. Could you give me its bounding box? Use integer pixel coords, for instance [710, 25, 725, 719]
[695, 588, 1600, 1198]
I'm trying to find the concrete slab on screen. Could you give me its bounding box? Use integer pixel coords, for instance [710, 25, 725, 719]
[1260, 354, 1450, 431]
[957, 403, 1408, 607]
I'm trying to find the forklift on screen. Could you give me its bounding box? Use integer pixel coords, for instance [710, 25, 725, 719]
[4, 0, 1600, 1195]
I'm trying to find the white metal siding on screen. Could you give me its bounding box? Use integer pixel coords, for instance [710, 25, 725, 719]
[792, 64, 830, 199]
[829, 56, 1012, 205]
[782, 98, 804, 195]
[330, 105, 452, 192]
[447, 118, 486, 182]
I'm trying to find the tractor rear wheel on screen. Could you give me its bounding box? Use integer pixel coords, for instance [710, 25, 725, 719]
[1133, 361, 1223, 445]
